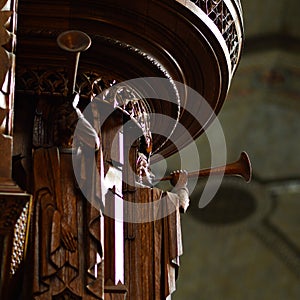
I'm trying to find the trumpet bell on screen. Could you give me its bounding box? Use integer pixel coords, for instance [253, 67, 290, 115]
[57, 30, 91, 52]
[156, 151, 252, 183]
[239, 151, 252, 183]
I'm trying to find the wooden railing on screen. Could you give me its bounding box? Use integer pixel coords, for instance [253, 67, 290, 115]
[182, 0, 244, 74]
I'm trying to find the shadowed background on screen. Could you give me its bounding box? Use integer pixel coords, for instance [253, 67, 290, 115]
[166, 0, 300, 299]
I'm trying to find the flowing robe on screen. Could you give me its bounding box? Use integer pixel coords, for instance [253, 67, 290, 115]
[125, 186, 186, 300]
[31, 147, 103, 299]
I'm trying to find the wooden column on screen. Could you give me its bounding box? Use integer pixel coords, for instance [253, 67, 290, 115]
[0, 1, 31, 299]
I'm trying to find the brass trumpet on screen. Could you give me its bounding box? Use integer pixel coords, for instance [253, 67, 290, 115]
[57, 30, 92, 96]
[158, 151, 252, 183]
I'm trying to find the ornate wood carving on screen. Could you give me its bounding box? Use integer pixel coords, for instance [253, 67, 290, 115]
[0, 193, 31, 300]
[0, 0, 14, 177]
[189, 0, 243, 72]
[10, 201, 30, 275]
[16, 68, 115, 99]
[0, 0, 17, 136]
[11, 1, 245, 299]
[15, 0, 245, 160]
[121, 118, 190, 299]
[24, 97, 104, 299]
[0, 2, 32, 299]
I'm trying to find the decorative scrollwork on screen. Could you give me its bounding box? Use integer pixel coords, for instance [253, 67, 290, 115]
[15, 67, 116, 98]
[16, 68, 67, 95]
[0, 193, 31, 276]
[10, 202, 30, 275]
[101, 84, 152, 143]
[16, 67, 155, 152]
[76, 71, 116, 100]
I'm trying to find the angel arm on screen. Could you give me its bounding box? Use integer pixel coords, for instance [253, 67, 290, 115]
[170, 170, 190, 212]
[76, 115, 100, 150]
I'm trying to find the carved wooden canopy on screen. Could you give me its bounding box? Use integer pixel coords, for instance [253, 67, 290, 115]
[15, 0, 244, 158]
